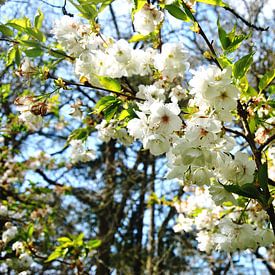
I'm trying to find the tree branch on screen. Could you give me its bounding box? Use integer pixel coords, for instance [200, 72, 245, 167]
[182, 2, 222, 70]
[224, 6, 269, 32]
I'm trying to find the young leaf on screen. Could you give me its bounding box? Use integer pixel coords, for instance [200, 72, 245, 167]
[24, 47, 43, 57]
[165, 4, 189, 21]
[86, 239, 102, 249]
[34, 9, 44, 30]
[7, 47, 16, 66]
[259, 69, 275, 92]
[0, 24, 14, 36]
[94, 96, 118, 114]
[7, 17, 31, 32]
[129, 33, 150, 42]
[98, 76, 121, 92]
[46, 248, 64, 262]
[196, 0, 227, 7]
[233, 52, 255, 79]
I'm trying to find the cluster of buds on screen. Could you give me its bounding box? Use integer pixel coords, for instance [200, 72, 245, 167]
[14, 96, 47, 131]
[14, 96, 48, 116]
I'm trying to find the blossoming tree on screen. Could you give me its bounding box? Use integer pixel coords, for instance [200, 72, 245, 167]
[0, 0, 274, 273]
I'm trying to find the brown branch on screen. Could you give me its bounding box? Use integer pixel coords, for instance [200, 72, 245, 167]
[223, 126, 248, 141]
[36, 169, 64, 187]
[48, 74, 143, 101]
[224, 6, 269, 32]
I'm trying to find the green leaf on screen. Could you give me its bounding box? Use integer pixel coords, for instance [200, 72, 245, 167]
[24, 47, 43, 57]
[216, 55, 233, 68]
[248, 117, 256, 133]
[34, 9, 44, 30]
[19, 40, 42, 47]
[218, 20, 249, 53]
[238, 76, 248, 93]
[259, 69, 275, 92]
[0, 24, 14, 36]
[98, 76, 121, 92]
[196, 0, 228, 7]
[0, 84, 11, 101]
[70, 1, 98, 20]
[233, 52, 255, 79]
[58, 237, 72, 243]
[48, 49, 68, 59]
[27, 224, 34, 239]
[74, 233, 84, 246]
[92, 0, 114, 12]
[46, 247, 63, 262]
[15, 47, 21, 66]
[104, 103, 119, 122]
[218, 20, 230, 49]
[25, 27, 45, 41]
[180, 2, 194, 21]
[223, 183, 259, 199]
[118, 109, 130, 121]
[94, 96, 117, 113]
[7, 17, 31, 32]
[67, 128, 90, 142]
[7, 47, 16, 66]
[258, 163, 269, 193]
[129, 33, 150, 42]
[86, 239, 102, 249]
[165, 4, 189, 21]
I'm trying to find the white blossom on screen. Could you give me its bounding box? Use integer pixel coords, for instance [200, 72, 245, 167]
[133, 4, 164, 35]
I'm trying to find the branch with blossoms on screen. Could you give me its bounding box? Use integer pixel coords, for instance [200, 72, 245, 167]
[0, 0, 274, 270]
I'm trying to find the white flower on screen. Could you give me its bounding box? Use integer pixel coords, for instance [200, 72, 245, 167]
[114, 128, 133, 146]
[169, 85, 187, 102]
[136, 84, 166, 101]
[209, 183, 236, 205]
[12, 241, 25, 254]
[52, 16, 89, 55]
[19, 253, 33, 268]
[173, 214, 193, 232]
[2, 226, 18, 244]
[154, 43, 189, 80]
[218, 152, 256, 185]
[149, 102, 182, 134]
[0, 205, 8, 216]
[184, 116, 222, 146]
[70, 140, 96, 163]
[143, 133, 170, 155]
[96, 120, 116, 142]
[18, 111, 42, 131]
[189, 168, 212, 186]
[107, 39, 132, 64]
[196, 231, 214, 253]
[189, 66, 239, 121]
[133, 4, 164, 35]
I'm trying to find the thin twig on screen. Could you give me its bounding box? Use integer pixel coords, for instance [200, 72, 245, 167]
[48, 74, 144, 101]
[109, 4, 120, 39]
[181, 2, 222, 70]
[224, 6, 269, 32]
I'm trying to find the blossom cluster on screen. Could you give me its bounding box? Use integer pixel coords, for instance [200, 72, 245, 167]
[11, 2, 272, 254]
[0, 219, 33, 274]
[173, 187, 274, 252]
